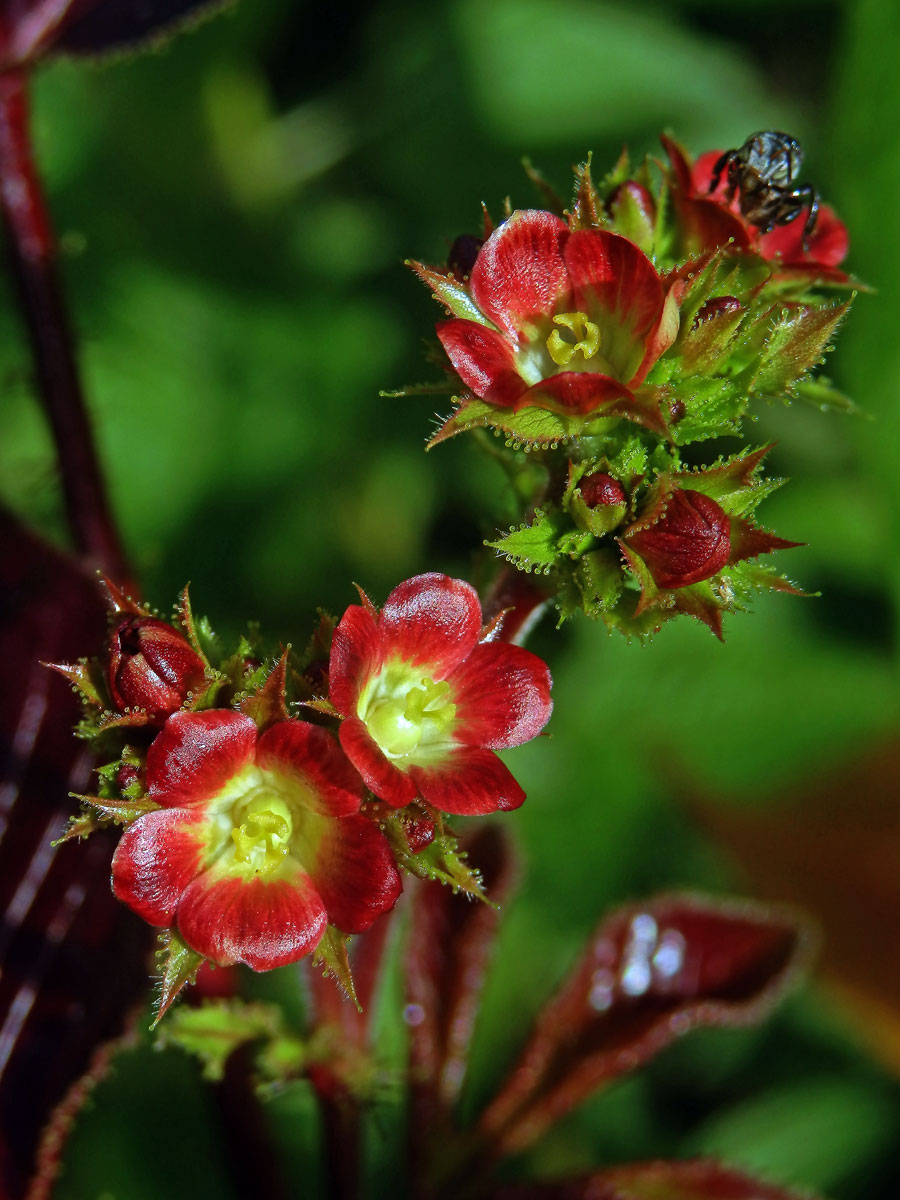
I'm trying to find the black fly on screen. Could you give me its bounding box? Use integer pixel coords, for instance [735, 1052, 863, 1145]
[708, 131, 818, 248]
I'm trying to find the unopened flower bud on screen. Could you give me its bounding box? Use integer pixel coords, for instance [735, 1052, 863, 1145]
[579, 472, 627, 508]
[115, 762, 142, 792]
[448, 234, 483, 278]
[624, 489, 731, 589]
[108, 617, 205, 719]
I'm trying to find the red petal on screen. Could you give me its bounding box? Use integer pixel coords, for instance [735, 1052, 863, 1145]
[146, 710, 257, 808]
[177, 866, 327, 970]
[111, 808, 209, 926]
[470, 209, 571, 335]
[759, 203, 849, 268]
[449, 642, 552, 749]
[329, 603, 384, 718]
[565, 229, 664, 347]
[436, 319, 527, 407]
[256, 720, 363, 816]
[691, 149, 726, 196]
[339, 717, 418, 807]
[306, 814, 402, 934]
[410, 746, 525, 815]
[380, 573, 482, 678]
[517, 372, 635, 416]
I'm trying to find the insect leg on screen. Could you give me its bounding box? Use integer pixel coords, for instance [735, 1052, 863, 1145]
[707, 149, 731, 195]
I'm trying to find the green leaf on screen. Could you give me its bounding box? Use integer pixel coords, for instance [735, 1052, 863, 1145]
[159, 1000, 284, 1082]
[791, 376, 864, 416]
[238, 649, 290, 730]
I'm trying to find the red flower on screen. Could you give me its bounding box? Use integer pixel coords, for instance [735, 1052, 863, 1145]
[112, 711, 402, 970]
[693, 150, 849, 277]
[662, 135, 849, 280]
[108, 615, 206, 722]
[430, 209, 681, 418]
[329, 573, 552, 815]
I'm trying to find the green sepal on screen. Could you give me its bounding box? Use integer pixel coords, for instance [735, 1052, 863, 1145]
[312, 927, 360, 1011]
[790, 377, 863, 416]
[665, 446, 782, 517]
[159, 999, 285, 1082]
[153, 930, 206, 1026]
[571, 484, 628, 537]
[62, 793, 159, 841]
[570, 152, 603, 230]
[677, 302, 748, 375]
[407, 260, 495, 325]
[76, 707, 153, 739]
[748, 299, 851, 395]
[398, 833, 490, 904]
[238, 649, 290, 730]
[43, 658, 105, 707]
[486, 509, 563, 573]
[175, 585, 214, 667]
[575, 548, 626, 613]
[663, 377, 749, 445]
[429, 397, 580, 449]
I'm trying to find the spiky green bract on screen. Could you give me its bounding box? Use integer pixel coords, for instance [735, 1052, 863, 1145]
[488, 442, 801, 640]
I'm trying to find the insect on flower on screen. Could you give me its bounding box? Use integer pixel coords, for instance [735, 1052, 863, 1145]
[707, 130, 819, 246]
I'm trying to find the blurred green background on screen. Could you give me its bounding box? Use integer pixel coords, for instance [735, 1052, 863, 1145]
[4, 0, 900, 1195]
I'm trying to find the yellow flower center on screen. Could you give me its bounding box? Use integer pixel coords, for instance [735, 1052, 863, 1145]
[546, 311, 601, 367]
[230, 791, 294, 874]
[365, 675, 457, 759]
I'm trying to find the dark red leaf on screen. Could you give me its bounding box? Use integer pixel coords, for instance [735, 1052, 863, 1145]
[488, 1158, 818, 1199]
[0, 508, 149, 1197]
[54, 0, 229, 57]
[477, 893, 815, 1157]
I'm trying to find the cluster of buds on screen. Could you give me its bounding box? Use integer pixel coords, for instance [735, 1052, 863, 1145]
[51, 575, 551, 1011]
[406, 133, 856, 638]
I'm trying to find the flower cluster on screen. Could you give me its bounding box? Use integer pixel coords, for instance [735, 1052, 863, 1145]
[405, 134, 855, 638]
[54, 574, 551, 1000]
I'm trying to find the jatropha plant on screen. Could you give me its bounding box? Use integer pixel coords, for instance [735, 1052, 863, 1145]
[0, 4, 856, 1183]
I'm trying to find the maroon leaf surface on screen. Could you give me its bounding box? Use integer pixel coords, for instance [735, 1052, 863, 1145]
[488, 1158, 819, 1199]
[477, 893, 816, 1157]
[0, 509, 148, 1197]
[53, 0, 228, 56]
[405, 825, 516, 1185]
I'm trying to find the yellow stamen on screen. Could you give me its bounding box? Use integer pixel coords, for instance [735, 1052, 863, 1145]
[231, 802, 292, 872]
[546, 311, 601, 367]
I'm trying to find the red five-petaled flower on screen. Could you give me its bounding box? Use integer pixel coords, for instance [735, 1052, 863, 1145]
[112, 711, 402, 970]
[329, 573, 553, 815]
[433, 209, 681, 417]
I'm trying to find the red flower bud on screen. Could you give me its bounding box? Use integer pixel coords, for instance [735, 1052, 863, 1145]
[624, 489, 731, 589]
[447, 233, 484, 278]
[115, 762, 142, 792]
[108, 617, 205, 719]
[693, 296, 742, 326]
[578, 472, 627, 508]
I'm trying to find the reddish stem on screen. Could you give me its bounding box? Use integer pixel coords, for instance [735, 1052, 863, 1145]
[0, 69, 130, 584]
[482, 564, 553, 645]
